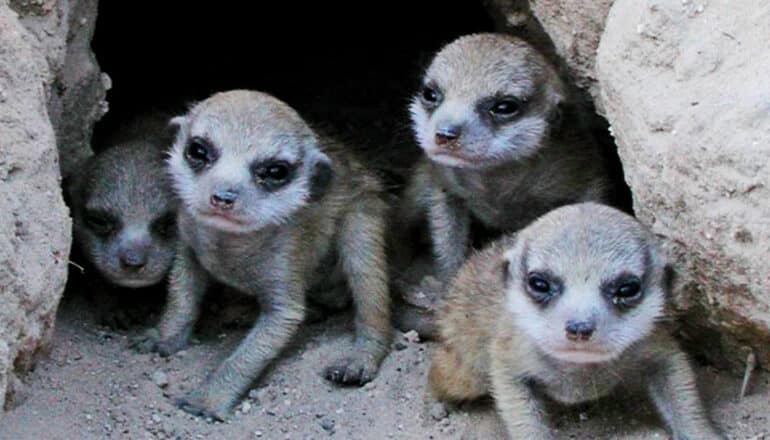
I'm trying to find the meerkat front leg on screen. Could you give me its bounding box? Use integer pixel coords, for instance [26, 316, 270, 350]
[490, 339, 550, 440]
[325, 199, 391, 385]
[429, 188, 471, 282]
[133, 246, 208, 355]
[176, 283, 306, 420]
[646, 350, 725, 440]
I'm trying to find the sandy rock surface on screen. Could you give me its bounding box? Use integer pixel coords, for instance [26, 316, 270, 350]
[0, 299, 768, 439]
[597, 0, 770, 371]
[0, 1, 71, 411]
[11, 0, 108, 177]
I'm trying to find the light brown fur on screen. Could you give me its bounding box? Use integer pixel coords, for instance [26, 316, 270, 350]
[430, 203, 723, 440]
[133, 91, 391, 420]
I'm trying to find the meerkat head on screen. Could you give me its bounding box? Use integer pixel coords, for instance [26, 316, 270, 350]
[410, 33, 565, 169]
[500, 203, 669, 364]
[167, 90, 334, 234]
[71, 143, 177, 288]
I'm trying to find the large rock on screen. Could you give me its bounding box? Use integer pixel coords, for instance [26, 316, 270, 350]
[597, 0, 770, 371]
[527, 0, 613, 105]
[485, 0, 614, 107]
[11, 0, 108, 178]
[0, 2, 72, 409]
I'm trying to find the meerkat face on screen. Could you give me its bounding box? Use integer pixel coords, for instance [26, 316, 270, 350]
[72, 144, 177, 288]
[167, 90, 333, 234]
[410, 34, 564, 169]
[502, 204, 668, 364]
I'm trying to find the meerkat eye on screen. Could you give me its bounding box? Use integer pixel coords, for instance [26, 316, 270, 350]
[526, 271, 558, 305]
[184, 138, 217, 171]
[606, 275, 643, 308]
[253, 160, 294, 189]
[489, 98, 521, 119]
[151, 211, 177, 240]
[84, 210, 117, 236]
[420, 84, 443, 108]
[528, 273, 550, 293]
[614, 278, 641, 299]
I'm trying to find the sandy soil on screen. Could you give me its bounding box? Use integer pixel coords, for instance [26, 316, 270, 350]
[1, 295, 768, 440]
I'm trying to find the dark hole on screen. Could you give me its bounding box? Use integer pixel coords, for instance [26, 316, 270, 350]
[92, 1, 496, 186]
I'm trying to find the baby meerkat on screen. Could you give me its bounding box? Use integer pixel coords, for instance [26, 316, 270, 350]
[429, 203, 723, 440]
[407, 33, 610, 282]
[135, 90, 392, 420]
[68, 114, 177, 327]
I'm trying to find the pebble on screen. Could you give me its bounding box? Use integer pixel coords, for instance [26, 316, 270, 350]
[403, 330, 420, 344]
[429, 402, 448, 421]
[152, 371, 169, 388]
[241, 401, 252, 414]
[320, 417, 335, 432]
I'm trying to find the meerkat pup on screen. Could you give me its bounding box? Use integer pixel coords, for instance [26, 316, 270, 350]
[134, 90, 391, 419]
[429, 203, 724, 440]
[68, 114, 177, 327]
[406, 33, 610, 282]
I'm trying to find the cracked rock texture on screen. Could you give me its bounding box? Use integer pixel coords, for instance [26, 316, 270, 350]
[597, 0, 770, 371]
[0, 1, 72, 410]
[11, 0, 108, 178]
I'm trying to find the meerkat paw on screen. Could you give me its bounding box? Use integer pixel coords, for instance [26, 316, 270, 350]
[130, 328, 188, 356]
[324, 354, 379, 386]
[174, 390, 230, 422]
[130, 328, 161, 353]
[97, 307, 133, 330]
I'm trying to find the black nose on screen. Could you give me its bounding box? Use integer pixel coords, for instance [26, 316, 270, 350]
[565, 319, 596, 341]
[210, 189, 238, 210]
[119, 248, 147, 270]
[434, 124, 462, 146]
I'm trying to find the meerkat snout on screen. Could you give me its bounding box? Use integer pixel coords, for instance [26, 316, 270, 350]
[117, 237, 150, 270]
[209, 189, 238, 210]
[565, 319, 596, 341]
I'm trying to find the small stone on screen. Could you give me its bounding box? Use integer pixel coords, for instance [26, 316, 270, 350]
[241, 401, 252, 414]
[248, 389, 260, 400]
[254, 431, 263, 438]
[403, 330, 420, 344]
[579, 412, 589, 422]
[151, 414, 161, 423]
[152, 371, 169, 388]
[320, 417, 335, 432]
[429, 402, 448, 421]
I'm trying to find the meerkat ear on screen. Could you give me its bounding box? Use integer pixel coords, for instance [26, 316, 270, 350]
[168, 116, 187, 137]
[308, 152, 334, 202]
[546, 89, 565, 127]
[501, 237, 523, 287]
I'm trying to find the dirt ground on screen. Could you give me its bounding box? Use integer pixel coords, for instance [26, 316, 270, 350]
[1, 295, 768, 440]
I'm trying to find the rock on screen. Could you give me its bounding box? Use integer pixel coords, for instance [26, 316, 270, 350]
[597, 0, 770, 371]
[429, 402, 448, 421]
[320, 416, 335, 432]
[151, 371, 169, 389]
[11, 0, 108, 178]
[402, 330, 420, 344]
[526, 0, 614, 103]
[0, 2, 71, 411]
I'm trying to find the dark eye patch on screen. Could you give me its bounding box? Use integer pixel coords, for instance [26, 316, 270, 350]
[83, 208, 119, 237]
[522, 268, 562, 306]
[477, 94, 526, 125]
[151, 211, 177, 240]
[251, 159, 297, 191]
[184, 136, 218, 172]
[602, 273, 644, 310]
[418, 81, 443, 110]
